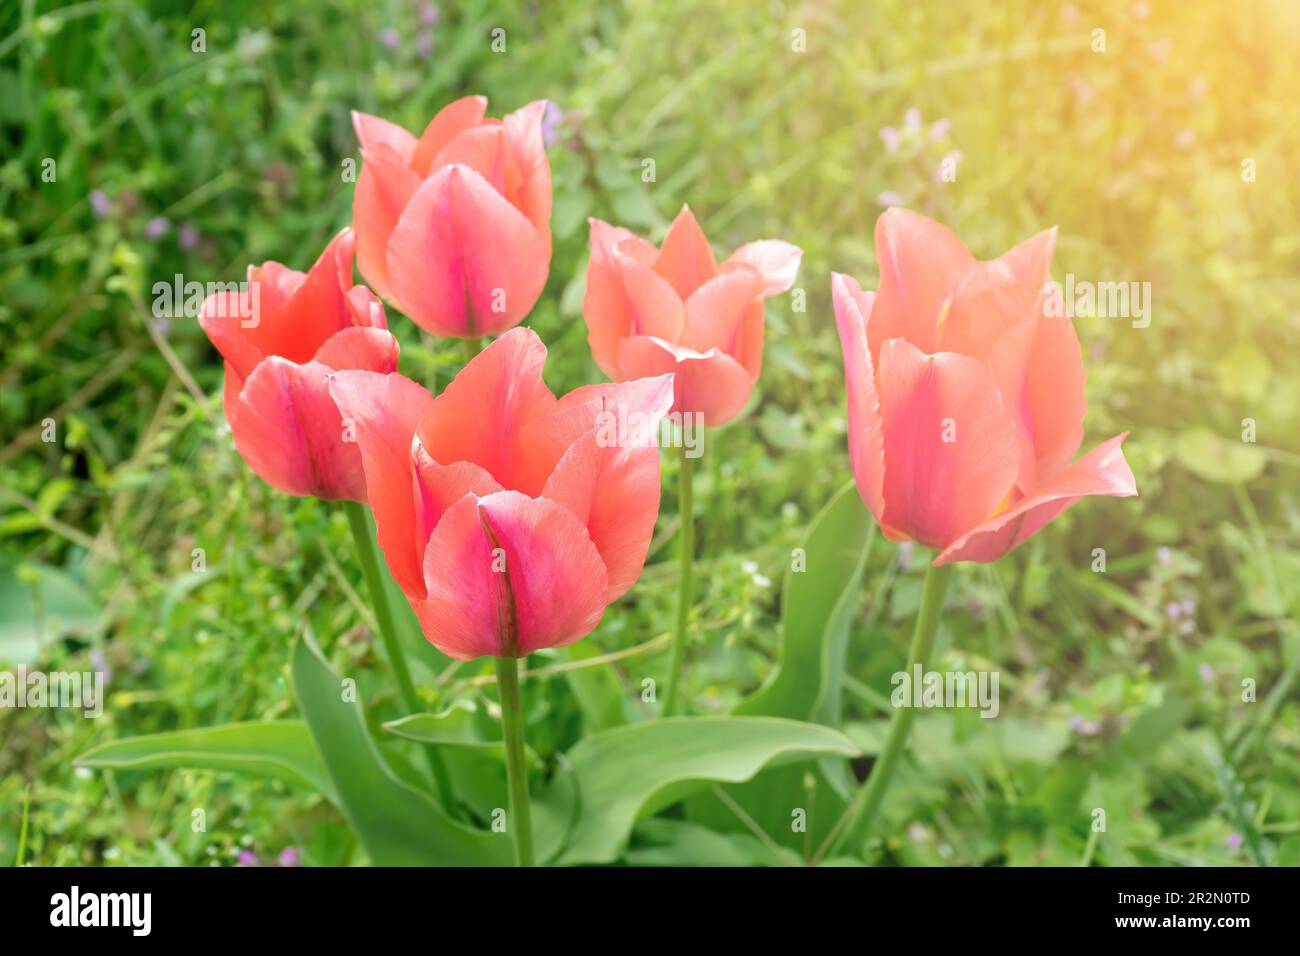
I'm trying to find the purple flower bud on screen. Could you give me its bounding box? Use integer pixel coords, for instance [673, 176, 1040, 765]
[1164, 601, 1182, 621]
[278, 847, 302, 867]
[236, 850, 259, 867]
[178, 222, 200, 251]
[89, 190, 112, 218]
[879, 126, 900, 152]
[929, 118, 951, 141]
[379, 27, 401, 51]
[876, 190, 904, 208]
[1227, 833, 1242, 851]
[417, 1, 441, 27]
[145, 217, 170, 241]
[416, 30, 435, 59]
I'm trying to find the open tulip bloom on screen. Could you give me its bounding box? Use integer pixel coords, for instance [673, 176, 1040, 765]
[330, 327, 674, 865]
[351, 96, 552, 341]
[817, 208, 1138, 859]
[584, 206, 802, 714]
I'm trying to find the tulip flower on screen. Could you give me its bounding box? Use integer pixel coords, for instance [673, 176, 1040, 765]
[198, 228, 397, 502]
[833, 207, 1136, 565]
[199, 230, 460, 816]
[330, 327, 674, 867]
[583, 205, 802, 427]
[818, 208, 1137, 861]
[583, 206, 801, 716]
[351, 96, 552, 339]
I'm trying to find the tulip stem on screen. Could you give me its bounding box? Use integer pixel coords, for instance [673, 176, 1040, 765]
[495, 656, 535, 867]
[663, 449, 695, 716]
[342, 500, 458, 819]
[462, 336, 483, 364]
[812, 559, 953, 864]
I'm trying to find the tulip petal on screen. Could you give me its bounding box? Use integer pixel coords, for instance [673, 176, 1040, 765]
[616, 335, 754, 427]
[540, 375, 675, 599]
[283, 230, 365, 350]
[871, 207, 975, 358]
[412, 442, 502, 564]
[409, 95, 489, 177]
[680, 268, 765, 358]
[988, 312, 1087, 491]
[199, 290, 266, 381]
[415, 327, 558, 489]
[832, 273, 888, 528]
[228, 357, 367, 502]
[312, 326, 399, 374]
[584, 218, 685, 377]
[724, 240, 803, 297]
[653, 205, 718, 300]
[502, 100, 552, 245]
[875, 337, 1019, 549]
[351, 110, 417, 165]
[328, 371, 437, 594]
[934, 433, 1136, 566]
[386, 164, 549, 337]
[419, 491, 608, 659]
[938, 228, 1057, 361]
[352, 146, 421, 302]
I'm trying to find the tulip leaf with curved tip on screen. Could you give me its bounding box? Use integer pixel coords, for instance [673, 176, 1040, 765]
[292, 633, 511, 866]
[687, 482, 874, 849]
[736, 480, 875, 725]
[554, 716, 860, 865]
[75, 721, 337, 803]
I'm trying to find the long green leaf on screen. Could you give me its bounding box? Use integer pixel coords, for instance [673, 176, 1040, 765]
[556, 716, 859, 865]
[76, 721, 336, 802]
[291, 633, 510, 866]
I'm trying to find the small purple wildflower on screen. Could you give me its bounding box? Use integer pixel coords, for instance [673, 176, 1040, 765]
[278, 847, 302, 867]
[904, 107, 922, 132]
[89, 190, 112, 218]
[877, 190, 905, 208]
[417, 1, 440, 27]
[1227, 833, 1242, 851]
[929, 118, 950, 141]
[1156, 546, 1172, 566]
[145, 217, 170, 241]
[379, 27, 401, 51]
[879, 126, 900, 152]
[541, 100, 564, 147]
[1198, 663, 1215, 683]
[416, 30, 435, 59]
[236, 850, 260, 867]
[178, 222, 200, 251]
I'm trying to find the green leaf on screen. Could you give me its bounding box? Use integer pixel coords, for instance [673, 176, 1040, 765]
[736, 481, 874, 724]
[0, 559, 103, 664]
[291, 633, 510, 866]
[685, 484, 872, 852]
[75, 721, 336, 802]
[556, 716, 859, 865]
[1174, 427, 1266, 484]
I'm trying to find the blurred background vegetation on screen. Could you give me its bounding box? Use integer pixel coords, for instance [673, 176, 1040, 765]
[2, 0, 1298, 866]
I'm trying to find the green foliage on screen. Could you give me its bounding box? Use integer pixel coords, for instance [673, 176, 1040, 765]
[2, 0, 1298, 867]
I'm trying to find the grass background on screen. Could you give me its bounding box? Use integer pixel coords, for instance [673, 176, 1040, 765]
[2, 0, 1298, 866]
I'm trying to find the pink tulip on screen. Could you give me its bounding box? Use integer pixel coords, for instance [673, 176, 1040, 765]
[199, 229, 396, 501]
[833, 208, 1137, 566]
[328, 328, 673, 660]
[583, 206, 802, 426]
[351, 96, 552, 338]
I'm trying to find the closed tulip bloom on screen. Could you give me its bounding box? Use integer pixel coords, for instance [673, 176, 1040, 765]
[329, 328, 673, 660]
[834, 208, 1137, 566]
[198, 228, 397, 502]
[583, 206, 802, 426]
[351, 96, 552, 338]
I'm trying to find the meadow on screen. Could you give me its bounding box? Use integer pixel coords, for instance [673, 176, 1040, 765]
[1, 0, 1298, 867]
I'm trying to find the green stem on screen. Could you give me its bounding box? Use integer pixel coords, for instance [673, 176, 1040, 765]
[663, 449, 695, 716]
[342, 500, 458, 818]
[462, 336, 483, 364]
[813, 560, 953, 863]
[495, 656, 534, 867]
